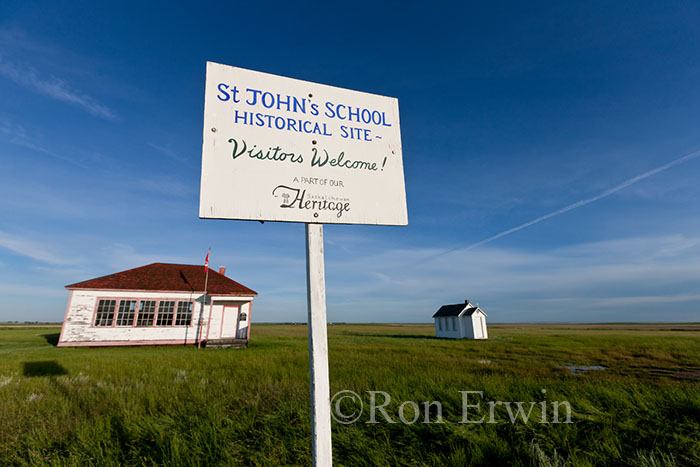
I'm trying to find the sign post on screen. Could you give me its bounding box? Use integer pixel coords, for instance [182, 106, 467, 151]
[199, 62, 407, 466]
[305, 223, 332, 465]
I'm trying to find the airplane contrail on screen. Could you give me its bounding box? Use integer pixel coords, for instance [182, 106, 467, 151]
[432, 149, 700, 258]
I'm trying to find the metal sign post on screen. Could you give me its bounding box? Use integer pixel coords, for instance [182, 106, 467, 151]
[305, 223, 332, 466]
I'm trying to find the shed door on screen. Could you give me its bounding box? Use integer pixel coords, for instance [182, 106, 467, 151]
[473, 314, 482, 339]
[474, 314, 486, 339]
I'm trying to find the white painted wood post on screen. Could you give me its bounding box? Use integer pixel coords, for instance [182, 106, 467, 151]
[305, 223, 333, 467]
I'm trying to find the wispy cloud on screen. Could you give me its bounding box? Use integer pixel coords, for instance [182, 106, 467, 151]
[0, 283, 67, 298]
[431, 149, 700, 258]
[321, 233, 700, 322]
[0, 56, 116, 119]
[0, 231, 70, 264]
[0, 117, 93, 168]
[129, 176, 194, 198]
[1, 227, 699, 322]
[534, 294, 700, 308]
[0, 118, 54, 155]
[99, 243, 194, 272]
[148, 143, 189, 163]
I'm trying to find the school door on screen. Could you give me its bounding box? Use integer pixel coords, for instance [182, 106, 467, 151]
[220, 305, 240, 339]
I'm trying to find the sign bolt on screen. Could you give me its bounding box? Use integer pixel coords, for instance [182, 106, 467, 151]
[211, 128, 217, 133]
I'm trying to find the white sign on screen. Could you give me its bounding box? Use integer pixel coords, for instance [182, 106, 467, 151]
[199, 62, 408, 225]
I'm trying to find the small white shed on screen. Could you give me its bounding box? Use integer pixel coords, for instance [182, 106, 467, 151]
[58, 262, 257, 347]
[433, 300, 488, 339]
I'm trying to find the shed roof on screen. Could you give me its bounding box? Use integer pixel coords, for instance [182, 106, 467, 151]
[66, 263, 257, 296]
[432, 303, 483, 318]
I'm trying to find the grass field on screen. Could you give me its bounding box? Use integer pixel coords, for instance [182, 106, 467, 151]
[1, 324, 699, 466]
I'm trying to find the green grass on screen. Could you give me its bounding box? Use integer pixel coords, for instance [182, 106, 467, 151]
[0, 324, 699, 466]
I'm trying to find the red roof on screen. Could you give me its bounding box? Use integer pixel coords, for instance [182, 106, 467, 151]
[66, 263, 257, 296]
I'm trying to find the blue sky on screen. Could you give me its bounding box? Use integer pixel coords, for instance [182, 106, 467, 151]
[1, 1, 700, 323]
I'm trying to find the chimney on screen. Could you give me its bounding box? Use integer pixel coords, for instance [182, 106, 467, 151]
[218, 266, 226, 276]
[465, 299, 470, 305]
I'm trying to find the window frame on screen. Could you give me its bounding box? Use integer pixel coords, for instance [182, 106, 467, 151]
[136, 300, 157, 327]
[156, 300, 176, 327]
[93, 299, 117, 327]
[174, 301, 194, 326]
[91, 297, 196, 328]
[115, 300, 138, 327]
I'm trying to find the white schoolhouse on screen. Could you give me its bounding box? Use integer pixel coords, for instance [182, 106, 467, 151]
[433, 300, 488, 339]
[58, 263, 257, 347]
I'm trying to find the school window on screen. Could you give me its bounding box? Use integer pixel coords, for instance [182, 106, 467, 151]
[94, 299, 116, 326]
[174, 301, 193, 326]
[438, 318, 442, 331]
[116, 300, 137, 326]
[156, 301, 175, 326]
[136, 300, 156, 326]
[451, 317, 456, 331]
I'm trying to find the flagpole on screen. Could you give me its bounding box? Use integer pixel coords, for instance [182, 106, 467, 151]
[203, 251, 210, 294]
[198, 248, 211, 349]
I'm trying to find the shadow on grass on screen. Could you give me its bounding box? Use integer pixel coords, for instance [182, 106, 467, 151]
[343, 333, 438, 340]
[23, 361, 69, 377]
[42, 333, 60, 346]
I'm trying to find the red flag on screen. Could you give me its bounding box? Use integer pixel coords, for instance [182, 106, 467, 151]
[204, 250, 210, 272]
